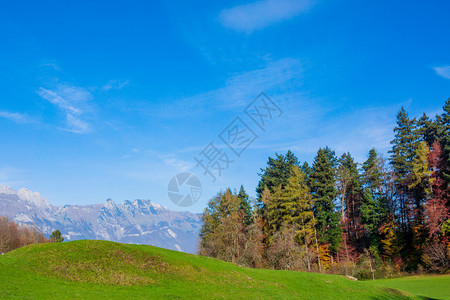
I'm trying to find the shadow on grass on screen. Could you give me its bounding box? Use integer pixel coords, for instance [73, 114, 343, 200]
[370, 288, 441, 300]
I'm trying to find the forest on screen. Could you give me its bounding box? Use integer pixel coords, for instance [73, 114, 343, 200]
[199, 98, 450, 279]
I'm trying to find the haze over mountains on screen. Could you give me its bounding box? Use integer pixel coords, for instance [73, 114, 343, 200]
[0, 184, 201, 253]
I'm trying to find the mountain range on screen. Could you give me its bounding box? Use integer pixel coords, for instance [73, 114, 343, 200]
[0, 184, 201, 253]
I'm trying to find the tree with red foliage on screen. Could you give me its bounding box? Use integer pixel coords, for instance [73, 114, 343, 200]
[425, 141, 450, 240]
[338, 217, 359, 263]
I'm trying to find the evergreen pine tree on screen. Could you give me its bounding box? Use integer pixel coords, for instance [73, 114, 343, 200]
[361, 149, 389, 250]
[237, 185, 252, 225]
[417, 113, 439, 146]
[310, 147, 342, 255]
[256, 150, 299, 201]
[389, 107, 420, 229]
[438, 98, 450, 183]
[337, 153, 364, 250]
[301, 161, 312, 183]
[362, 149, 384, 193]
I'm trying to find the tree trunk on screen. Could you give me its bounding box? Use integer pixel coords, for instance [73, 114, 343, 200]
[305, 245, 311, 271]
[369, 259, 375, 280]
[314, 226, 321, 272]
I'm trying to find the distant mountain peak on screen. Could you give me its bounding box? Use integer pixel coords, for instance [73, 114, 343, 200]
[17, 188, 51, 210]
[103, 198, 117, 208]
[0, 184, 201, 254]
[0, 184, 16, 195]
[0, 184, 51, 210]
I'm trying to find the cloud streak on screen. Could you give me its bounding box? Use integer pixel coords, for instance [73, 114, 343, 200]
[0, 111, 36, 124]
[152, 58, 302, 118]
[434, 66, 450, 79]
[37, 84, 92, 134]
[219, 0, 313, 33]
[102, 79, 130, 91]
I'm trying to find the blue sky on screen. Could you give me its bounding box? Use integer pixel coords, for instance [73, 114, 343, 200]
[1, 0, 449, 212]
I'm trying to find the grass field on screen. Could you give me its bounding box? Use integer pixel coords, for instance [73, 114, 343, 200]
[366, 274, 450, 300]
[0, 240, 443, 299]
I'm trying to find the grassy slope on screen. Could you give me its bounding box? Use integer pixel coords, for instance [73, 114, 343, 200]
[0, 240, 418, 299]
[366, 275, 450, 300]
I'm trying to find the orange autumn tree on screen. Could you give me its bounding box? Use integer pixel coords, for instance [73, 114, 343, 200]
[319, 244, 331, 270]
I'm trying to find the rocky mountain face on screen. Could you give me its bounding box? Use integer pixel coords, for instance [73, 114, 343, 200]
[0, 184, 201, 253]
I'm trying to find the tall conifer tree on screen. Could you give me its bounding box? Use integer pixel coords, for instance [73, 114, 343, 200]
[389, 107, 420, 229]
[360, 149, 390, 250]
[237, 185, 252, 225]
[338, 153, 364, 250]
[256, 151, 299, 209]
[439, 98, 450, 183]
[310, 147, 342, 255]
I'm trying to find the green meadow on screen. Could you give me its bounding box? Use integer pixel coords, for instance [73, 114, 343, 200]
[366, 274, 450, 300]
[0, 240, 447, 299]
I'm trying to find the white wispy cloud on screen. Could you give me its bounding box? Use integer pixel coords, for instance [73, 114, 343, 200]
[65, 114, 90, 134]
[219, 0, 314, 33]
[37, 84, 93, 134]
[151, 58, 302, 118]
[0, 111, 36, 124]
[102, 79, 130, 91]
[163, 157, 195, 172]
[434, 66, 450, 79]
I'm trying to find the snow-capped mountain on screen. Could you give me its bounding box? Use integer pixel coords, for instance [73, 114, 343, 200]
[0, 184, 201, 253]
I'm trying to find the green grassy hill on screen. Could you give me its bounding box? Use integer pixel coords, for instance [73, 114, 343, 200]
[0, 240, 430, 299]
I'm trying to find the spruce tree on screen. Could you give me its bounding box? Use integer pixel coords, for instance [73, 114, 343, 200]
[310, 147, 342, 254]
[337, 153, 364, 249]
[256, 150, 299, 209]
[389, 107, 420, 228]
[301, 161, 312, 183]
[439, 98, 450, 183]
[360, 149, 389, 250]
[362, 149, 383, 193]
[417, 113, 439, 146]
[237, 185, 252, 225]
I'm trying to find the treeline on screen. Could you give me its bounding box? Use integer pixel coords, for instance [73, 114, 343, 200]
[0, 216, 50, 253]
[199, 98, 450, 279]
